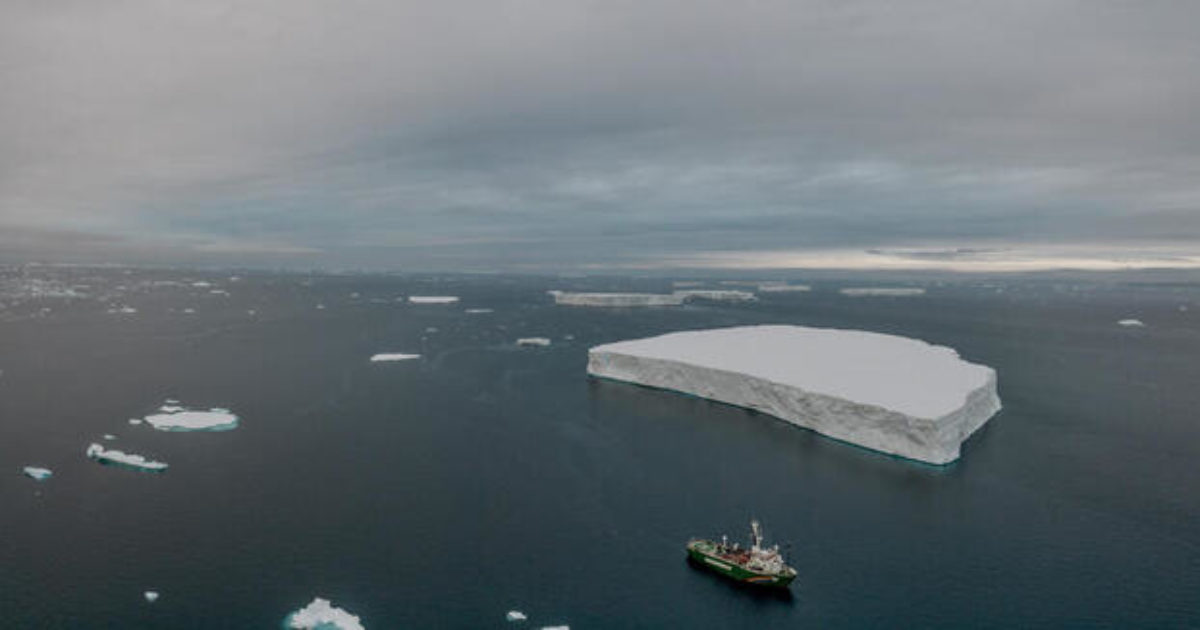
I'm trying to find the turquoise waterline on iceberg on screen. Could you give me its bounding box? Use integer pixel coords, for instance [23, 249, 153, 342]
[22, 466, 53, 481]
[143, 401, 239, 432]
[85, 443, 168, 472]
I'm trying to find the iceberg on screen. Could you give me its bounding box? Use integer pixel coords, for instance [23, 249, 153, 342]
[757, 283, 811, 293]
[549, 291, 684, 307]
[839, 287, 926, 297]
[144, 591, 159, 603]
[85, 443, 168, 472]
[408, 296, 459, 304]
[517, 337, 552, 347]
[506, 610, 528, 622]
[22, 466, 53, 481]
[143, 403, 239, 432]
[465, 308, 494, 314]
[370, 353, 421, 362]
[588, 325, 1000, 465]
[1117, 319, 1146, 327]
[284, 597, 365, 630]
[672, 289, 757, 302]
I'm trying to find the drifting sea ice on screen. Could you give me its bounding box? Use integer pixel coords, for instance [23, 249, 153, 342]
[142, 402, 239, 432]
[548, 290, 684, 307]
[757, 283, 811, 293]
[284, 597, 365, 630]
[1118, 319, 1146, 327]
[408, 296, 460, 304]
[22, 466, 53, 481]
[506, 610, 528, 622]
[516, 337, 552, 347]
[370, 353, 421, 362]
[672, 289, 757, 302]
[85, 443, 168, 472]
[144, 591, 159, 603]
[839, 287, 926, 296]
[465, 308, 494, 314]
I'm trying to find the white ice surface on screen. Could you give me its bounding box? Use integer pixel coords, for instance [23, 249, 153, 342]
[506, 611, 528, 621]
[549, 291, 684, 307]
[23, 466, 53, 481]
[839, 287, 926, 296]
[673, 289, 757, 302]
[588, 325, 1000, 464]
[517, 337, 552, 347]
[465, 308, 494, 314]
[285, 597, 365, 630]
[144, 591, 159, 603]
[1117, 319, 1146, 327]
[86, 443, 168, 472]
[370, 353, 421, 362]
[758, 284, 811, 293]
[143, 403, 239, 431]
[408, 296, 460, 304]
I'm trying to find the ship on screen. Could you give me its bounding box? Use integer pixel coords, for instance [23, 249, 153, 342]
[686, 520, 797, 587]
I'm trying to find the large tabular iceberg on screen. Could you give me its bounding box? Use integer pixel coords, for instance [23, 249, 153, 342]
[588, 325, 1000, 465]
[549, 291, 685, 307]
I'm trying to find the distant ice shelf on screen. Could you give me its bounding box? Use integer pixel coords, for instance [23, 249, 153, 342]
[85, 443, 168, 472]
[839, 287, 926, 297]
[370, 353, 421, 362]
[549, 291, 684, 307]
[284, 597, 365, 630]
[588, 325, 1000, 465]
[142, 402, 239, 432]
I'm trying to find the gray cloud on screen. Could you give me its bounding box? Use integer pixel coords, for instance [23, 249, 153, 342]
[3, 0, 1199, 269]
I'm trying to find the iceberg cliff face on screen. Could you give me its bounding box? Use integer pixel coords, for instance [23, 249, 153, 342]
[588, 325, 1000, 465]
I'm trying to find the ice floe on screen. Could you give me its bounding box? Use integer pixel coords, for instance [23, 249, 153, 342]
[143, 403, 239, 432]
[673, 289, 757, 302]
[516, 337, 552, 347]
[1117, 319, 1146, 327]
[757, 283, 811, 293]
[22, 466, 53, 481]
[506, 610, 528, 622]
[144, 591, 159, 603]
[284, 597, 365, 630]
[370, 353, 421, 362]
[589, 325, 999, 465]
[549, 290, 684, 307]
[409, 296, 460, 304]
[465, 308, 494, 314]
[86, 443, 168, 472]
[839, 287, 926, 297]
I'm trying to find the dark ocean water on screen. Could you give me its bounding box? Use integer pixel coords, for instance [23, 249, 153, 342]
[2, 269, 1198, 628]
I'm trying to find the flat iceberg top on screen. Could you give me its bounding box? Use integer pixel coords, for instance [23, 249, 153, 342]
[143, 403, 239, 432]
[590, 325, 993, 419]
[86, 443, 168, 472]
[285, 597, 364, 630]
[408, 295, 459, 304]
[370, 353, 420, 362]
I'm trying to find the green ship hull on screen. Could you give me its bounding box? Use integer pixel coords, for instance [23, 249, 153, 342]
[687, 539, 796, 587]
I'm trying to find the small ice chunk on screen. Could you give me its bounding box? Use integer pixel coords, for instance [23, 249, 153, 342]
[210, 289, 229, 296]
[103, 434, 117, 441]
[191, 281, 212, 288]
[1117, 319, 1146, 327]
[540, 626, 569, 630]
[23, 466, 53, 481]
[370, 353, 421, 362]
[128, 418, 143, 425]
[839, 287, 925, 297]
[144, 591, 159, 603]
[86, 443, 168, 472]
[517, 337, 552, 347]
[465, 308, 494, 314]
[672, 289, 757, 302]
[425, 327, 439, 333]
[182, 308, 196, 314]
[506, 610, 528, 622]
[284, 597, 365, 630]
[316, 304, 326, 310]
[409, 296, 460, 304]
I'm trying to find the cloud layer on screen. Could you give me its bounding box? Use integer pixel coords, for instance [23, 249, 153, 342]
[3, 0, 1199, 269]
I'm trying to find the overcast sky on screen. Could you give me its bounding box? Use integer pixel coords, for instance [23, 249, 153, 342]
[4, 0, 1200, 271]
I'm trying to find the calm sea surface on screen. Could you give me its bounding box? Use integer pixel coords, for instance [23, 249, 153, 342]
[2, 269, 1198, 628]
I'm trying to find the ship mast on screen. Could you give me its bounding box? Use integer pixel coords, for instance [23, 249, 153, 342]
[750, 519, 763, 552]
